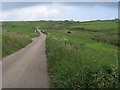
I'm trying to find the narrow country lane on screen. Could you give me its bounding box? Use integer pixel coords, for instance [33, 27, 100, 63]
[2, 29, 49, 88]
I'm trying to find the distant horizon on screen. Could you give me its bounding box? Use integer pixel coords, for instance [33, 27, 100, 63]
[1, 18, 118, 22]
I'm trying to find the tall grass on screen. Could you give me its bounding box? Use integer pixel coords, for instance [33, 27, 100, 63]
[2, 31, 31, 57]
[2, 21, 40, 57]
[44, 20, 119, 88]
[46, 33, 119, 88]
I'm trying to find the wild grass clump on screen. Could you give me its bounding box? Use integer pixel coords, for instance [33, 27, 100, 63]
[2, 31, 31, 57]
[2, 21, 40, 57]
[46, 32, 119, 88]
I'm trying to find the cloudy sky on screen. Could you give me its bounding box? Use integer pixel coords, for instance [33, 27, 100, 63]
[1, 2, 118, 21]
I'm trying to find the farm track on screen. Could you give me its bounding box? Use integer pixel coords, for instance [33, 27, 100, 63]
[2, 28, 49, 88]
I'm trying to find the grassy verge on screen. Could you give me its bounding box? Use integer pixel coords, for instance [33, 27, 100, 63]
[2, 31, 32, 57]
[46, 33, 119, 88]
[2, 21, 40, 58]
[44, 20, 119, 88]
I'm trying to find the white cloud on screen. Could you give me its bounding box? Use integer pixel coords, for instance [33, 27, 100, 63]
[1, 3, 117, 21]
[2, 4, 75, 21]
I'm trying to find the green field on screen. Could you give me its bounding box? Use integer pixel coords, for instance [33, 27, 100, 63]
[69, 21, 118, 34]
[2, 20, 120, 88]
